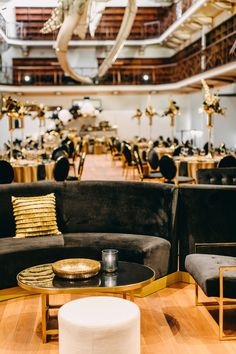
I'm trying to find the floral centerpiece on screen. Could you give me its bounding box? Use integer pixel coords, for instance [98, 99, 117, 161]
[161, 100, 180, 127]
[132, 108, 142, 125]
[199, 79, 225, 128]
[1, 96, 28, 129]
[145, 105, 158, 140]
[145, 105, 157, 126]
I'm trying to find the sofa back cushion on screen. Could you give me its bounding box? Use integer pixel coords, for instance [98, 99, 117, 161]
[0, 181, 178, 272]
[61, 181, 175, 234]
[62, 181, 178, 273]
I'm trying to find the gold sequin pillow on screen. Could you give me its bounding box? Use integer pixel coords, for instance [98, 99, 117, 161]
[12, 193, 61, 238]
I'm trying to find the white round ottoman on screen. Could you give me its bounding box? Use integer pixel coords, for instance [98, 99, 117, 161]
[58, 296, 140, 354]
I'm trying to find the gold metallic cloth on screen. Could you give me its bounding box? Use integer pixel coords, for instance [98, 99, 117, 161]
[12, 193, 61, 238]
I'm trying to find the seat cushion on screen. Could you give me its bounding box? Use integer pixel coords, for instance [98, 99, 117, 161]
[144, 172, 163, 179]
[0, 235, 64, 255]
[63, 232, 171, 279]
[185, 254, 236, 298]
[0, 235, 65, 289]
[176, 176, 194, 183]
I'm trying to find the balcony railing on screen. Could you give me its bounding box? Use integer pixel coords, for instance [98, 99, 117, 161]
[2, 30, 234, 86]
[1, 0, 195, 41]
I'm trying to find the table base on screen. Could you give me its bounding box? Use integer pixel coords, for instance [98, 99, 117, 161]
[41, 291, 135, 343]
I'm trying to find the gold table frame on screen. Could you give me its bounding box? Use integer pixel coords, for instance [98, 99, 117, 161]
[17, 263, 155, 343]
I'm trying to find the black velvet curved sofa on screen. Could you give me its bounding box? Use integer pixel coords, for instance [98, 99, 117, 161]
[2, 180, 235, 291]
[0, 181, 178, 289]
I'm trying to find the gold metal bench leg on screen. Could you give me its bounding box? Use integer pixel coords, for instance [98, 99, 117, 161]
[195, 282, 199, 306]
[195, 268, 236, 340]
[41, 294, 48, 343]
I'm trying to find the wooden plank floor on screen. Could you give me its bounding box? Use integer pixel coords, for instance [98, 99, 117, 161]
[0, 284, 236, 353]
[0, 154, 235, 353]
[81, 153, 139, 181]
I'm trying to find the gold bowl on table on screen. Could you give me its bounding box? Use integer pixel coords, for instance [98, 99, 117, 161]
[52, 258, 101, 280]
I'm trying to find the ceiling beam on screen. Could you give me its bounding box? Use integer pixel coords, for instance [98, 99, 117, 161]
[192, 15, 213, 26]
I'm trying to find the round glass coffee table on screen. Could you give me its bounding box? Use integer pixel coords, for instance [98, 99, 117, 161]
[17, 261, 155, 343]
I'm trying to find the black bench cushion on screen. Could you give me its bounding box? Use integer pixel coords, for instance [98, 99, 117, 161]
[63, 232, 171, 279]
[0, 235, 65, 289]
[185, 254, 236, 298]
[0, 235, 64, 255]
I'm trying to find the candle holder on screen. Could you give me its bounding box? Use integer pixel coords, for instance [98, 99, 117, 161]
[103, 273, 118, 287]
[102, 249, 118, 273]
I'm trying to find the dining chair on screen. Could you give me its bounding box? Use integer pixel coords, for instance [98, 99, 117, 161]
[51, 146, 68, 161]
[159, 155, 195, 185]
[110, 139, 123, 164]
[66, 152, 86, 181]
[37, 164, 46, 181]
[53, 156, 70, 181]
[122, 143, 136, 179]
[134, 151, 163, 182]
[0, 160, 14, 184]
[218, 155, 236, 168]
[77, 152, 86, 180]
[172, 146, 182, 156]
[148, 148, 159, 171]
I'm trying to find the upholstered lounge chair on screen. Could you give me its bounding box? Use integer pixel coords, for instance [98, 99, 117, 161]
[185, 253, 236, 340]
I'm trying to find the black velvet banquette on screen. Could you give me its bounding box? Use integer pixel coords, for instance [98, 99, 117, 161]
[1, 180, 236, 291]
[0, 181, 178, 289]
[197, 167, 236, 185]
[177, 184, 236, 271]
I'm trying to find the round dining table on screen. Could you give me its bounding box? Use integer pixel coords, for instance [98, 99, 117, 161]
[175, 156, 222, 180]
[12, 160, 55, 183]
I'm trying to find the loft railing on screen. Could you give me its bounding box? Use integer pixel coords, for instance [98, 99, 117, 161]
[2, 0, 195, 41]
[2, 31, 234, 86]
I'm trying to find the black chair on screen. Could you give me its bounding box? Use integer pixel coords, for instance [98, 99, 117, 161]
[78, 152, 86, 180]
[148, 149, 159, 170]
[218, 155, 236, 168]
[159, 155, 195, 185]
[122, 143, 136, 178]
[110, 139, 122, 162]
[142, 150, 147, 162]
[122, 143, 133, 165]
[51, 147, 68, 161]
[0, 160, 14, 184]
[179, 161, 188, 177]
[37, 164, 46, 181]
[203, 142, 213, 155]
[173, 146, 182, 157]
[65, 140, 75, 158]
[67, 152, 86, 181]
[134, 151, 163, 181]
[53, 156, 70, 181]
